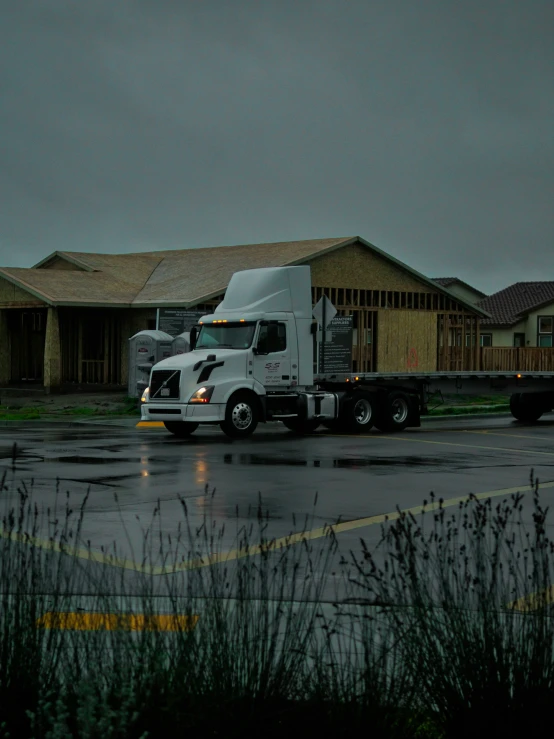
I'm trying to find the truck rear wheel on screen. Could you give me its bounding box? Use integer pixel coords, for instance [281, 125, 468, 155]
[164, 421, 199, 437]
[220, 392, 259, 438]
[339, 391, 375, 433]
[375, 391, 412, 432]
[510, 393, 544, 422]
[282, 419, 320, 434]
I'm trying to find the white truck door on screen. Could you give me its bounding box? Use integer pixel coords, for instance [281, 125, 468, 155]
[252, 321, 291, 388]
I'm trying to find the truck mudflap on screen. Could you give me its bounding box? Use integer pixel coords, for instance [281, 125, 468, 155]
[407, 394, 421, 427]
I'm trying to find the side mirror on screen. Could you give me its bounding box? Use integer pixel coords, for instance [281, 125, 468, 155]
[190, 326, 198, 350]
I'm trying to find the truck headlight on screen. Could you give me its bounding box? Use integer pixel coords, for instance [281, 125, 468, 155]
[190, 386, 215, 404]
[141, 387, 150, 403]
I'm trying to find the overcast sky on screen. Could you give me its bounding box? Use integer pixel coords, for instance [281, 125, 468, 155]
[0, 0, 552, 293]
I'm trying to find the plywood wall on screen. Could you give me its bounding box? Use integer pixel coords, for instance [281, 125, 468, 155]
[309, 242, 434, 293]
[377, 310, 438, 372]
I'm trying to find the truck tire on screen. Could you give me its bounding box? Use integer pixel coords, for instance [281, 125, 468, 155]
[510, 393, 544, 423]
[374, 391, 412, 432]
[339, 391, 375, 433]
[282, 419, 320, 434]
[220, 392, 259, 438]
[163, 421, 199, 437]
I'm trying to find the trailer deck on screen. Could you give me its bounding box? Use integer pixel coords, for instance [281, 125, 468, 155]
[317, 371, 554, 396]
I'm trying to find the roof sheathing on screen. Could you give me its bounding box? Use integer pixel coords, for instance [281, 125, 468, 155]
[1, 237, 489, 316]
[432, 277, 487, 298]
[131, 238, 352, 306]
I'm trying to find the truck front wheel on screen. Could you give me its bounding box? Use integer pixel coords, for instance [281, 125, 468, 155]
[510, 393, 544, 423]
[164, 421, 199, 437]
[221, 392, 259, 438]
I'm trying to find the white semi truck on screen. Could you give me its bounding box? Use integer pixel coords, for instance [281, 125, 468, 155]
[140, 266, 554, 438]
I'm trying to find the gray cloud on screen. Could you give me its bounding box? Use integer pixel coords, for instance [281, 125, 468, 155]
[0, 0, 552, 293]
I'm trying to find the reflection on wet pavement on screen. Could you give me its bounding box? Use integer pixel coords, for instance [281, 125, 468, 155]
[2, 417, 554, 587]
[223, 453, 446, 468]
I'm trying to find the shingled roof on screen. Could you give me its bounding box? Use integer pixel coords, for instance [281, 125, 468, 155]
[478, 282, 554, 326]
[0, 236, 488, 315]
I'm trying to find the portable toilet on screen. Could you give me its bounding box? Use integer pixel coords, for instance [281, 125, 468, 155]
[171, 331, 191, 357]
[128, 330, 173, 397]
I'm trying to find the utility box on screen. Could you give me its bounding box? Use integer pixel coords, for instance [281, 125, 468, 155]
[171, 331, 191, 357]
[128, 330, 173, 397]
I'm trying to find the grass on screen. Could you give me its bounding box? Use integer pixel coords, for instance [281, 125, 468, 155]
[346, 472, 554, 737]
[424, 393, 510, 417]
[0, 397, 139, 421]
[425, 403, 510, 417]
[2, 446, 554, 736]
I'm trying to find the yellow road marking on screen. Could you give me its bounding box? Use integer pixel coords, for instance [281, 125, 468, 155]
[507, 587, 554, 613]
[4, 481, 554, 575]
[36, 612, 199, 631]
[159, 480, 554, 574]
[137, 421, 165, 428]
[463, 430, 553, 441]
[323, 432, 554, 457]
[0, 527, 144, 571]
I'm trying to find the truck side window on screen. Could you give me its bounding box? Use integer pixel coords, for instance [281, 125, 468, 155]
[276, 323, 287, 351]
[257, 323, 287, 353]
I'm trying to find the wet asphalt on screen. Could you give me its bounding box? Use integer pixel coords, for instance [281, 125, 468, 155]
[2, 414, 554, 602]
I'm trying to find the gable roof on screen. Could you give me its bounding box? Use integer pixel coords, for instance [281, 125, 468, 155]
[0, 267, 141, 305]
[0, 236, 488, 315]
[432, 277, 487, 298]
[479, 282, 554, 326]
[121, 238, 352, 305]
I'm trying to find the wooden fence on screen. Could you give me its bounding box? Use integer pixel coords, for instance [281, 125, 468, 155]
[481, 347, 554, 372]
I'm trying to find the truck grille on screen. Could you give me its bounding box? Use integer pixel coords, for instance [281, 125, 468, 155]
[150, 370, 181, 400]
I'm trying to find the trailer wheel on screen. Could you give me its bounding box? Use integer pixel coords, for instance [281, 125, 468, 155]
[339, 391, 375, 433]
[510, 393, 544, 423]
[282, 419, 320, 434]
[375, 391, 411, 432]
[163, 421, 199, 437]
[220, 392, 259, 438]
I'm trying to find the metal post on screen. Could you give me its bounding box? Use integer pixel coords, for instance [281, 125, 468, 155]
[321, 296, 326, 374]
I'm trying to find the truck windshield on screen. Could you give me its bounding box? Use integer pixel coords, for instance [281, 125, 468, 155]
[196, 322, 256, 350]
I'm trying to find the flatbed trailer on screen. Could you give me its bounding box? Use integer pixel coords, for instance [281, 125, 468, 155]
[317, 371, 554, 396]
[314, 371, 554, 427]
